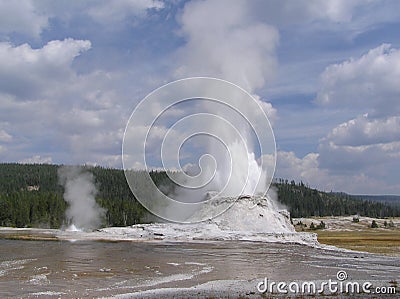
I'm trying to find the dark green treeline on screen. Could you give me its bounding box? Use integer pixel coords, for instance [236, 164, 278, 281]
[275, 179, 399, 218]
[0, 164, 398, 228]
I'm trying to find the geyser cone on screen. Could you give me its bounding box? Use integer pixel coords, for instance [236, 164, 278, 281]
[188, 194, 295, 233]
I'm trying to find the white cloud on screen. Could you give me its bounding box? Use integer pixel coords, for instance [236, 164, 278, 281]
[88, 0, 163, 23]
[0, 39, 91, 99]
[0, 0, 48, 37]
[0, 129, 12, 142]
[325, 114, 400, 146]
[318, 139, 400, 173]
[317, 113, 400, 180]
[275, 42, 400, 194]
[275, 150, 400, 194]
[250, 0, 400, 37]
[316, 44, 400, 116]
[123, 122, 194, 170]
[306, 0, 363, 22]
[277, 112, 400, 194]
[19, 155, 52, 164]
[309, 44, 400, 193]
[0, 1, 398, 195]
[0, 38, 132, 167]
[252, 95, 277, 125]
[275, 151, 327, 185]
[0, 0, 164, 42]
[253, 0, 366, 24]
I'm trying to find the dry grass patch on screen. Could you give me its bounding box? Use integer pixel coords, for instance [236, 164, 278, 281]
[316, 230, 400, 255]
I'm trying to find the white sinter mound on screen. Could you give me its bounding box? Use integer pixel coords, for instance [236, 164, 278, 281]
[188, 195, 295, 233]
[57, 195, 317, 245]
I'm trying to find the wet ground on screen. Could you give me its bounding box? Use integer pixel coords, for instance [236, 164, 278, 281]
[0, 238, 399, 298]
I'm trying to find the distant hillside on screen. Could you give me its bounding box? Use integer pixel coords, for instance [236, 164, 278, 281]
[332, 192, 400, 206]
[351, 195, 400, 206]
[0, 163, 399, 228]
[274, 179, 400, 218]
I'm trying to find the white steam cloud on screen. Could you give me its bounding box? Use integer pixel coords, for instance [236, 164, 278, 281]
[174, 0, 278, 197]
[123, 1, 281, 222]
[58, 166, 105, 230]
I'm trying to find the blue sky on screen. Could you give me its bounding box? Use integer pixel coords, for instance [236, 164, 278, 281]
[0, 0, 399, 194]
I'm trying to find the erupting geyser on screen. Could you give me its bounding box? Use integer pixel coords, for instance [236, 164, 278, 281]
[123, 78, 285, 227]
[58, 166, 105, 231]
[189, 193, 295, 234]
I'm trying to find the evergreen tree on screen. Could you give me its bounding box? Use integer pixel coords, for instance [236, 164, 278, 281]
[0, 164, 399, 228]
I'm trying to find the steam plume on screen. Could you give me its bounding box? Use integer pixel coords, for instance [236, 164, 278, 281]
[175, 0, 279, 197]
[58, 166, 105, 230]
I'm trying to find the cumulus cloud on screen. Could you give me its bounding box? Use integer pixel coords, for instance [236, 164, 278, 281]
[0, 0, 48, 37]
[274, 151, 328, 186]
[167, 0, 400, 196]
[325, 114, 400, 147]
[316, 44, 400, 116]
[274, 41, 400, 194]
[318, 139, 399, 174]
[306, 44, 400, 193]
[277, 111, 400, 194]
[317, 113, 400, 177]
[0, 38, 131, 167]
[0, 38, 92, 149]
[0, 1, 398, 196]
[275, 149, 400, 195]
[0, 39, 91, 99]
